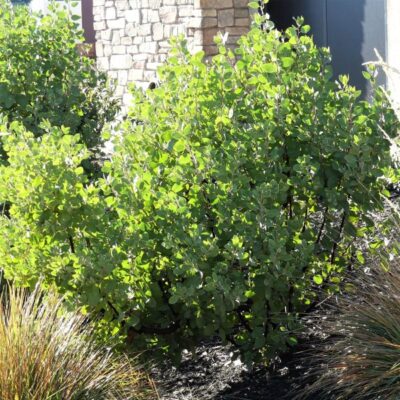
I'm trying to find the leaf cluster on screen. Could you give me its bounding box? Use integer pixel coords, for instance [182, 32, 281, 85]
[0, 0, 118, 156]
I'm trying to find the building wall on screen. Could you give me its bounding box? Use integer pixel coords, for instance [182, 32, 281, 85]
[93, 0, 251, 107]
[387, 0, 400, 108]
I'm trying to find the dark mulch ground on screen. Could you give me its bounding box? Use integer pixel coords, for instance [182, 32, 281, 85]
[152, 335, 322, 400]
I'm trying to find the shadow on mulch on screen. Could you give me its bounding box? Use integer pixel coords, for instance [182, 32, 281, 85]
[152, 338, 323, 400]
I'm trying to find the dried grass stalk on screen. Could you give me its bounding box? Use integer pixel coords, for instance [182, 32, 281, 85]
[0, 284, 156, 400]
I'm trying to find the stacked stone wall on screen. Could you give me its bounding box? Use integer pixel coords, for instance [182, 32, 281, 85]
[93, 0, 251, 107]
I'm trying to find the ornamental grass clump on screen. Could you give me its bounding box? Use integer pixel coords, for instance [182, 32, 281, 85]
[297, 259, 400, 400]
[0, 284, 155, 400]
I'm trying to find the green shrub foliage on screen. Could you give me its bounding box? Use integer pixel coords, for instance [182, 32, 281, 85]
[0, 0, 117, 152]
[0, 21, 397, 362]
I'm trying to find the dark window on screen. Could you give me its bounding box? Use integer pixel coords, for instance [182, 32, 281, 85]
[267, 0, 387, 96]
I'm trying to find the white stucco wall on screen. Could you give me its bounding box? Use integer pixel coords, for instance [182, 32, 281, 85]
[387, 0, 400, 107]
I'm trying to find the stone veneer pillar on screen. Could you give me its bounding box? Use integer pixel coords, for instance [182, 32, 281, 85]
[93, 0, 251, 107]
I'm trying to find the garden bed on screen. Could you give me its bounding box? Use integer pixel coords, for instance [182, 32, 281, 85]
[153, 334, 323, 400]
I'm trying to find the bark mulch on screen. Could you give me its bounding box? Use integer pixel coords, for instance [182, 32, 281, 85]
[152, 337, 322, 400]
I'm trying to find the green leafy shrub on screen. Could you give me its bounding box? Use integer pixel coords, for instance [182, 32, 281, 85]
[0, 0, 118, 154]
[0, 20, 397, 363]
[0, 283, 156, 400]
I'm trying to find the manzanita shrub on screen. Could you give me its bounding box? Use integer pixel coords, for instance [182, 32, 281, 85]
[0, 20, 397, 363]
[0, 0, 118, 154]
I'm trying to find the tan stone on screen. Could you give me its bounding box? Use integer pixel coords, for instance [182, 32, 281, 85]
[235, 17, 250, 27]
[202, 28, 219, 45]
[233, 0, 248, 7]
[200, 0, 233, 9]
[225, 26, 249, 35]
[202, 9, 217, 17]
[203, 44, 218, 56]
[235, 8, 249, 18]
[218, 9, 234, 27]
[202, 17, 218, 27]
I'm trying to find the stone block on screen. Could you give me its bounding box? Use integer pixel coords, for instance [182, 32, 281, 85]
[203, 44, 218, 56]
[112, 30, 121, 44]
[187, 17, 202, 28]
[138, 23, 152, 36]
[149, 0, 162, 7]
[235, 17, 250, 27]
[139, 42, 158, 54]
[129, 69, 144, 81]
[149, 10, 160, 22]
[126, 23, 138, 36]
[218, 9, 234, 27]
[146, 62, 161, 70]
[100, 29, 112, 41]
[113, 45, 126, 54]
[153, 22, 164, 41]
[235, 8, 249, 18]
[115, 0, 129, 12]
[127, 45, 139, 54]
[202, 28, 219, 45]
[225, 26, 249, 35]
[194, 29, 203, 45]
[121, 36, 133, 45]
[133, 60, 146, 68]
[179, 6, 194, 17]
[200, 0, 233, 9]
[202, 17, 218, 27]
[105, 7, 116, 19]
[202, 9, 217, 17]
[103, 44, 113, 56]
[108, 18, 125, 29]
[95, 42, 104, 57]
[118, 70, 128, 85]
[97, 56, 109, 70]
[233, 0, 248, 7]
[125, 9, 141, 23]
[160, 6, 178, 23]
[110, 54, 132, 69]
[94, 21, 106, 31]
[133, 36, 144, 44]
